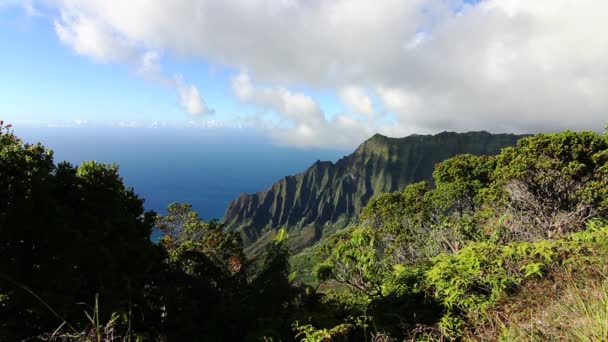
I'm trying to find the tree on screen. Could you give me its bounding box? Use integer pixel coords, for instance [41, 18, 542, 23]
[432, 154, 496, 216]
[245, 229, 295, 339]
[489, 131, 608, 241]
[0, 126, 162, 340]
[315, 226, 387, 299]
[155, 202, 245, 276]
[152, 203, 247, 340]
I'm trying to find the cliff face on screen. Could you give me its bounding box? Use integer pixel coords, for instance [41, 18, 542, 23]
[223, 131, 525, 250]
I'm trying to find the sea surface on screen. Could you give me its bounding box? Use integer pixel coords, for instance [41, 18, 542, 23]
[17, 126, 347, 221]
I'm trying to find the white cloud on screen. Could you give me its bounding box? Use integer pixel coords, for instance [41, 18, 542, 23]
[338, 86, 376, 117]
[231, 72, 254, 101]
[376, 87, 422, 123]
[28, 0, 608, 146]
[137, 50, 161, 79]
[51, 7, 213, 116]
[73, 118, 88, 125]
[54, 9, 138, 63]
[178, 84, 203, 115]
[231, 72, 324, 123]
[231, 72, 398, 148]
[176, 77, 212, 116]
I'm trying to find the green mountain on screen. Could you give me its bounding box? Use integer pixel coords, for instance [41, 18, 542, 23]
[223, 131, 525, 251]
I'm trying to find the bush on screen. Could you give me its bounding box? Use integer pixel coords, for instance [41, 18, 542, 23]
[488, 131, 608, 241]
[426, 220, 608, 336]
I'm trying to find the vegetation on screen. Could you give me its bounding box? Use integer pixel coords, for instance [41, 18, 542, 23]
[224, 131, 524, 250]
[0, 121, 163, 340]
[2, 121, 608, 340]
[308, 129, 608, 340]
[0, 122, 301, 341]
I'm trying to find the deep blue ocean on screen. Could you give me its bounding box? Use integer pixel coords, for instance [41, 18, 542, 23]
[17, 127, 347, 221]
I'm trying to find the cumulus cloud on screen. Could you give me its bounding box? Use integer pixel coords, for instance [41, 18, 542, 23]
[52, 6, 213, 116]
[29, 0, 608, 146]
[232, 72, 323, 122]
[54, 9, 138, 63]
[231, 72, 404, 147]
[176, 76, 212, 116]
[338, 86, 376, 117]
[137, 50, 161, 79]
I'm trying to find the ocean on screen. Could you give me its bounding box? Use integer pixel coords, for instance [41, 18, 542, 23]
[16, 126, 347, 221]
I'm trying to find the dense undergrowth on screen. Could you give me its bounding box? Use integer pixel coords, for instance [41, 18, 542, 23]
[1, 120, 608, 341]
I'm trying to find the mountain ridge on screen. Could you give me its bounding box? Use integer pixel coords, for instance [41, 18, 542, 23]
[223, 131, 527, 251]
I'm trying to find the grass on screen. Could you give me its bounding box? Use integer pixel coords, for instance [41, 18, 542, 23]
[473, 263, 608, 341]
[44, 294, 134, 342]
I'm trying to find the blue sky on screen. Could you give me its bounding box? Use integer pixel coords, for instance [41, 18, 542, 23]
[0, 1, 606, 148]
[0, 3, 346, 130]
[0, 6, 246, 124]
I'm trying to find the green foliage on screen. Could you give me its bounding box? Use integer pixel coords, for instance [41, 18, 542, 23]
[49, 294, 139, 342]
[426, 223, 608, 337]
[362, 181, 434, 233]
[0, 127, 299, 341]
[0, 127, 162, 340]
[5, 125, 608, 341]
[157, 203, 245, 277]
[358, 160, 490, 266]
[293, 322, 355, 342]
[359, 181, 447, 265]
[311, 129, 608, 340]
[292, 314, 378, 342]
[438, 312, 466, 340]
[290, 245, 324, 284]
[433, 154, 496, 215]
[427, 242, 528, 314]
[358, 131, 608, 265]
[249, 228, 292, 315]
[315, 226, 388, 299]
[489, 131, 608, 241]
[314, 225, 445, 339]
[155, 208, 297, 340]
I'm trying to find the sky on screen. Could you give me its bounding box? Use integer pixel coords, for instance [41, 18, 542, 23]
[0, 0, 607, 149]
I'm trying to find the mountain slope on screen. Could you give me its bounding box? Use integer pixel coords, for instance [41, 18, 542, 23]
[223, 131, 525, 250]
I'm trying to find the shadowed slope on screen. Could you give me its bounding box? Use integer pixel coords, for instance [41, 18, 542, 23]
[224, 131, 525, 250]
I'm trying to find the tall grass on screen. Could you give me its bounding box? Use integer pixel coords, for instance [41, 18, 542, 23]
[485, 266, 608, 341]
[567, 272, 608, 342]
[43, 295, 134, 342]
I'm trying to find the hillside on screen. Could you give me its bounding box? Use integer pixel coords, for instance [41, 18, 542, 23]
[4, 123, 608, 341]
[223, 131, 524, 250]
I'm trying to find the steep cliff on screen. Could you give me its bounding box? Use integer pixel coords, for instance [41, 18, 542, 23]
[223, 131, 525, 251]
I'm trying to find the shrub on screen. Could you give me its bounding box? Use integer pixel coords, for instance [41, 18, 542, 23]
[426, 220, 608, 337]
[488, 131, 608, 241]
